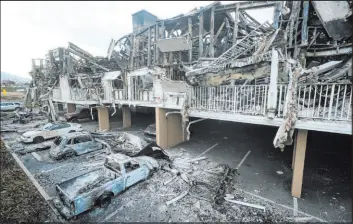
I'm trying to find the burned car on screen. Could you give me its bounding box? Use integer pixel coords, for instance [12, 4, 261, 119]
[49, 132, 104, 159]
[64, 107, 98, 122]
[52, 154, 158, 219]
[91, 131, 170, 160]
[21, 122, 83, 143]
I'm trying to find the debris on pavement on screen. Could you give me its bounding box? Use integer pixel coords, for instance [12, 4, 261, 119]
[166, 188, 190, 206]
[224, 197, 266, 212]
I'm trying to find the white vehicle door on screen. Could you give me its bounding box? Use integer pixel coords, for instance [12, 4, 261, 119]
[45, 124, 61, 139]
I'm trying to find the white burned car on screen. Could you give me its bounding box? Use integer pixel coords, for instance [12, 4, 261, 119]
[49, 132, 105, 160]
[21, 122, 83, 143]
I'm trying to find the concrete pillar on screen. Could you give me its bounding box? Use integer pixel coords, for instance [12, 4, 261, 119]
[291, 129, 308, 198]
[98, 107, 110, 131]
[57, 103, 64, 111]
[67, 103, 76, 113]
[122, 105, 131, 128]
[156, 108, 185, 149]
[267, 48, 279, 118]
[291, 130, 298, 170]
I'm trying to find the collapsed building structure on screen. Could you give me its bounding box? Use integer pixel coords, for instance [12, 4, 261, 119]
[25, 1, 352, 198]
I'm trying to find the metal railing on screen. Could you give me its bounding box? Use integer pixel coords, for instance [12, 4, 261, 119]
[70, 88, 104, 101]
[130, 87, 154, 102]
[190, 85, 269, 116]
[70, 88, 86, 101]
[113, 88, 154, 102]
[276, 84, 289, 118]
[190, 83, 352, 122]
[114, 89, 127, 100]
[296, 83, 352, 121]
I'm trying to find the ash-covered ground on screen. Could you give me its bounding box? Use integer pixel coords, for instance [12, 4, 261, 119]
[1, 111, 350, 223]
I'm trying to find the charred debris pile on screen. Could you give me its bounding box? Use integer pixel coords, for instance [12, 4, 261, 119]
[25, 1, 352, 106]
[25, 42, 121, 121]
[22, 1, 352, 129]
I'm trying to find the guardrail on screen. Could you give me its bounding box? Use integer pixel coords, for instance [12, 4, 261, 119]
[114, 89, 127, 100]
[296, 83, 352, 121]
[70, 88, 104, 102]
[190, 85, 269, 116]
[190, 83, 352, 122]
[113, 88, 154, 102]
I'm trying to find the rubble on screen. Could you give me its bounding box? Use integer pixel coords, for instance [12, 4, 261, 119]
[4, 1, 351, 221]
[21, 1, 352, 150]
[1, 117, 329, 222]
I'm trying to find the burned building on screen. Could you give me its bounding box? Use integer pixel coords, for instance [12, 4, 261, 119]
[25, 1, 352, 198]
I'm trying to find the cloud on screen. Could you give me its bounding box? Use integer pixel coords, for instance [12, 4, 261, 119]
[1, 1, 273, 78]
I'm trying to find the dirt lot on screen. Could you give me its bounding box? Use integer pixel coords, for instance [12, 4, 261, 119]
[1, 91, 24, 101]
[0, 139, 58, 222]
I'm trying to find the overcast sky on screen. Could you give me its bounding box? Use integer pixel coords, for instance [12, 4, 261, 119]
[1, 1, 273, 78]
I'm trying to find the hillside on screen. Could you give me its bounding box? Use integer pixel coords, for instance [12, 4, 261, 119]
[1, 72, 31, 83]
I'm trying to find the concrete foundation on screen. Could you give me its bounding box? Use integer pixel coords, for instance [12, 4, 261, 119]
[122, 105, 131, 128]
[291, 129, 308, 198]
[98, 107, 110, 131]
[156, 108, 185, 149]
[67, 103, 76, 113]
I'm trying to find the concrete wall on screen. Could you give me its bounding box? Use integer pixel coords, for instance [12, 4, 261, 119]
[59, 76, 71, 101]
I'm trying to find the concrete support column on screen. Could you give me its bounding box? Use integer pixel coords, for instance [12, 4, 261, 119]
[67, 103, 76, 113]
[156, 108, 185, 149]
[267, 48, 279, 118]
[98, 107, 110, 131]
[122, 105, 131, 128]
[291, 129, 308, 198]
[57, 103, 64, 111]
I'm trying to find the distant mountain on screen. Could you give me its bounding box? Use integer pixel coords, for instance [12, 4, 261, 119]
[1, 72, 32, 83]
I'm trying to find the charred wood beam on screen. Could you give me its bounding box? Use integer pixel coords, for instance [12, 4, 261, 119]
[210, 7, 215, 57]
[301, 1, 309, 46]
[153, 27, 156, 65]
[214, 20, 225, 41]
[188, 17, 193, 63]
[66, 49, 109, 72]
[148, 27, 151, 66]
[169, 52, 173, 64]
[241, 11, 260, 28]
[215, 1, 276, 13]
[130, 35, 134, 69]
[199, 11, 204, 58]
[68, 42, 94, 59]
[288, 1, 301, 48]
[233, 3, 240, 46]
[305, 46, 352, 57]
[161, 21, 168, 65]
[155, 24, 159, 65]
[272, 2, 282, 29]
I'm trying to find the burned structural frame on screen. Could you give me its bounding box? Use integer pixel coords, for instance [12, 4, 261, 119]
[25, 1, 352, 199]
